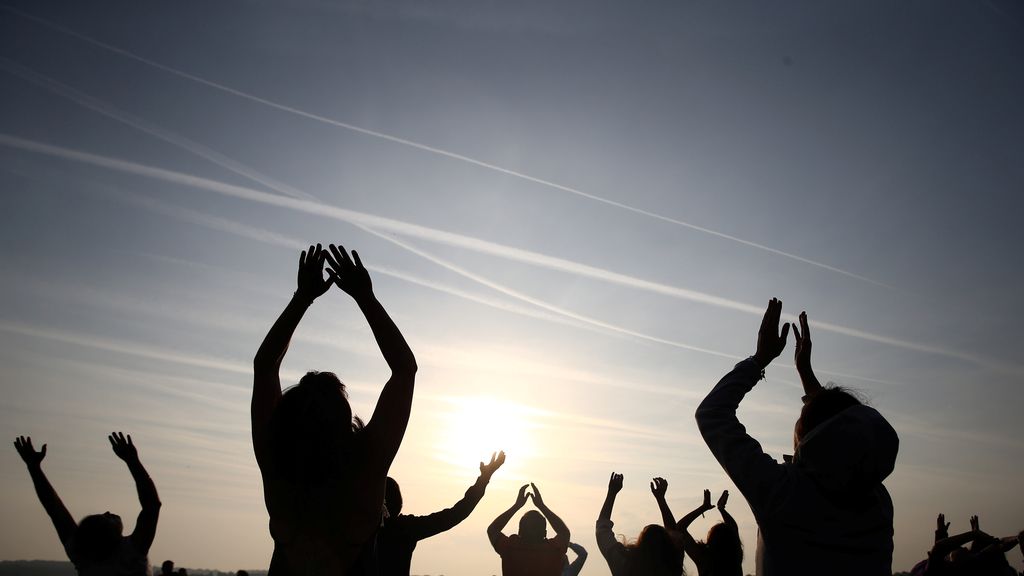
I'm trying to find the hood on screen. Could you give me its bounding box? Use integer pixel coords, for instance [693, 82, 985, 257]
[793, 404, 899, 496]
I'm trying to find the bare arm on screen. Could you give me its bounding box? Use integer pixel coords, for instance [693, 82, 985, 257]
[675, 490, 714, 564]
[488, 484, 529, 548]
[109, 433, 161, 552]
[566, 542, 588, 575]
[717, 490, 738, 531]
[531, 483, 570, 544]
[793, 311, 823, 400]
[403, 452, 505, 541]
[252, 245, 333, 466]
[649, 477, 676, 528]
[327, 245, 417, 472]
[14, 437, 77, 548]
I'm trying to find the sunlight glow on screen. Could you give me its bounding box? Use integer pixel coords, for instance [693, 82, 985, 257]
[435, 396, 539, 474]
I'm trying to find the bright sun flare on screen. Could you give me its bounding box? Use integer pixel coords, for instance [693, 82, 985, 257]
[436, 396, 537, 472]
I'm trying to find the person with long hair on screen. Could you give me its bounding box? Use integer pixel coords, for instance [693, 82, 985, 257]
[696, 299, 899, 575]
[596, 473, 683, 576]
[252, 244, 418, 575]
[13, 432, 161, 575]
[665, 486, 742, 576]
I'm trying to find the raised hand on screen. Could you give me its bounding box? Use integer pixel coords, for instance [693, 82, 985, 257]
[514, 484, 530, 508]
[970, 515, 980, 532]
[937, 513, 950, 533]
[754, 298, 790, 369]
[608, 473, 624, 495]
[650, 477, 668, 500]
[480, 451, 506, 480]
[295, 244, 334, 302]
[14, 436, 46, 467]
[108, 432, 139, 463]
[530, 482, 546, 507]
[793, 311, 812, 372]
[326, 244, 372, 301]
[717, 489, 729, 510]
[702, 489, 713, 511]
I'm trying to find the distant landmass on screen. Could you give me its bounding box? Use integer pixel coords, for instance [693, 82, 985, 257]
[0, 561, 266, 576]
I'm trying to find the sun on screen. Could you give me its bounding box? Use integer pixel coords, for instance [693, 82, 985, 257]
[435, 395, 537, 473]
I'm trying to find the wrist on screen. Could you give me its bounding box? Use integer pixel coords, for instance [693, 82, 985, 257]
[292, 291, 316, 306]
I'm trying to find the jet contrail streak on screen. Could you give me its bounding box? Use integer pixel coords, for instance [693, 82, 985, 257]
[0, 58, 318, 202]
[1, 4, 895, 290]
[1, 133, 1012, 374]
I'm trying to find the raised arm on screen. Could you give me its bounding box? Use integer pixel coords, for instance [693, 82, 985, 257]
[327, 245, 417, 472]
[717, 490, 737, 530]
[403, 451, 505, 541]
[531, 483, 570, 544]
[935, 513, 950, 544]
[488, 484, 530, 548]
[695, 299, 789, 513]
[650, 477, 676, 529]
[793, 311, 823, 401]
[14, 437, 77, 548]
[675, 490, 714, 563]
[252, 245, 334, 465]
[598, 472, 623, 523]
[109, 432, 161, 553]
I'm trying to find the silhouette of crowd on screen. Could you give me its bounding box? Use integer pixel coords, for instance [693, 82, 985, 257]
[14, 246, 1023, 575]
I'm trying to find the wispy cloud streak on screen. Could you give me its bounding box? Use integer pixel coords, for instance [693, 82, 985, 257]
[0, 134, 1012, 374]
[0, 4, 894, 290]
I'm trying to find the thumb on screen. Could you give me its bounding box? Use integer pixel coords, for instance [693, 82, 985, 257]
[40, 444, 47, 457]
[780, 322, 791, 344]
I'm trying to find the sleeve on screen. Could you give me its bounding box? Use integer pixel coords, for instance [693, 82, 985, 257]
[491, 532, 511, 555]
[399, 482, 487, 541]
[695, 358, 789, 516]
[595, 519, 629, 575]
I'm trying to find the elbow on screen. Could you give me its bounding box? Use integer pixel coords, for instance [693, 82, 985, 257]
[393, 358, 418, 378]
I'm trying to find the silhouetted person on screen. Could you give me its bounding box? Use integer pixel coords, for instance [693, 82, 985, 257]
[236, 571, 249, 576]
[14, 433, 161, 576]
[596, 473, 683, 576]
[176, 569, 187, 576]
[160, 560, 174, 576]
[252, 244, 418, 575]
[666, 486, 742, 576]
[562, 542, 588, 576]
[917, 514, 1022, 576]
[696, 300, 899, 576]
[488, 483, 570, 576]
[378, 451, 506, 576]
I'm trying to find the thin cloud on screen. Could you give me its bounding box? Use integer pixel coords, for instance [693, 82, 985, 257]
[1, 134, 1014, 375]
[1, 4, 894, 290]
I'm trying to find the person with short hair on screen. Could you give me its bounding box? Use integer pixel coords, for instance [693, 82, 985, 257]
[14, 432, 161, 576]
[488, 483, 570, 576]
[379, 451, 505, 576]
[695, 300, 899, 576]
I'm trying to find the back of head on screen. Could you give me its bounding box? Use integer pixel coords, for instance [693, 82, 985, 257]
[161, 560, 175, 575]
[270, 371, 355, 484]
[385, 476, 403, 518]
[626, 524, 683, 576]
[795, 386, 899, 496]
[706, 522, 743, 574]
[71, 513, 123, 565]
[518, 510, 547, 543]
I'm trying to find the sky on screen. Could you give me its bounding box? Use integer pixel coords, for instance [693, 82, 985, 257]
[1, 0, 1023, 574]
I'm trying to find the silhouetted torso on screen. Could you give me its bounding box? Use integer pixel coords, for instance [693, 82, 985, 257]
[68, 538, 151, 576]
[492, 534, 569, 576]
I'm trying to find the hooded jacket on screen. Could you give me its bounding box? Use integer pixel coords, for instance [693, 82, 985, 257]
[695, 359, 898, 576]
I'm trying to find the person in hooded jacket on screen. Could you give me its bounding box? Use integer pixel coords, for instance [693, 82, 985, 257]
[695, 299, 899, 576]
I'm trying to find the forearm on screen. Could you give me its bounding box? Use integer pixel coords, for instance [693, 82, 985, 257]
[798, 366, 823, 399]
[356, 294, 417, 375]
[488, 503, 521, 537]
[598, 491, 616, 523]
[27, 466, 75, 543]
[719, 507, 737, 530]
[254, 294, 311, 369]
[677, 504, 712, 530]
[655, 497, 676, 529]
[126, 460, 161, 510]
[537, 502, 570, 538]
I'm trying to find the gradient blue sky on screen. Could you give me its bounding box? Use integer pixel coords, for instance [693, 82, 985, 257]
[1, 1, 1023, 574]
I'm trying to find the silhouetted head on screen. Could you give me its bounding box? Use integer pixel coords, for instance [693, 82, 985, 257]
[518, 510, 547, 543]
[705, 522, 743, 571]
[794, 385, 862, 448]
[177, 569, 188, 576]
[236, 571, 249, 576]
[624, 524, 683, 576]
[270, 371, 362, 483]
[161, 560, 175, 575]
[70, 512, 123, 564]
[385, 476, 403, 518]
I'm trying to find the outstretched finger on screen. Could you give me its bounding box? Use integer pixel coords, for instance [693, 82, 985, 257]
[780, 322, 791, 345]
[800, 312, 811, 341]
[328, 244, 350, 269]
[352, 250, 364, 269]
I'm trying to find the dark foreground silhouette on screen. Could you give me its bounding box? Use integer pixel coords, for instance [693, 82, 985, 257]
[654, 482, 742, 576]
[252, 244, 417, 575]
[14, 433, 161, 576]
[596, 472, 683, 576]
[488, 483, 570, 576]
[697, 299, 899, 576]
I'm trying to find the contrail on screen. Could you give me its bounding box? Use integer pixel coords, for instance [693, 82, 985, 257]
[0, 57, 318, 202]
[1, 133, 1013, 375]
[1, 4, 895, 290]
